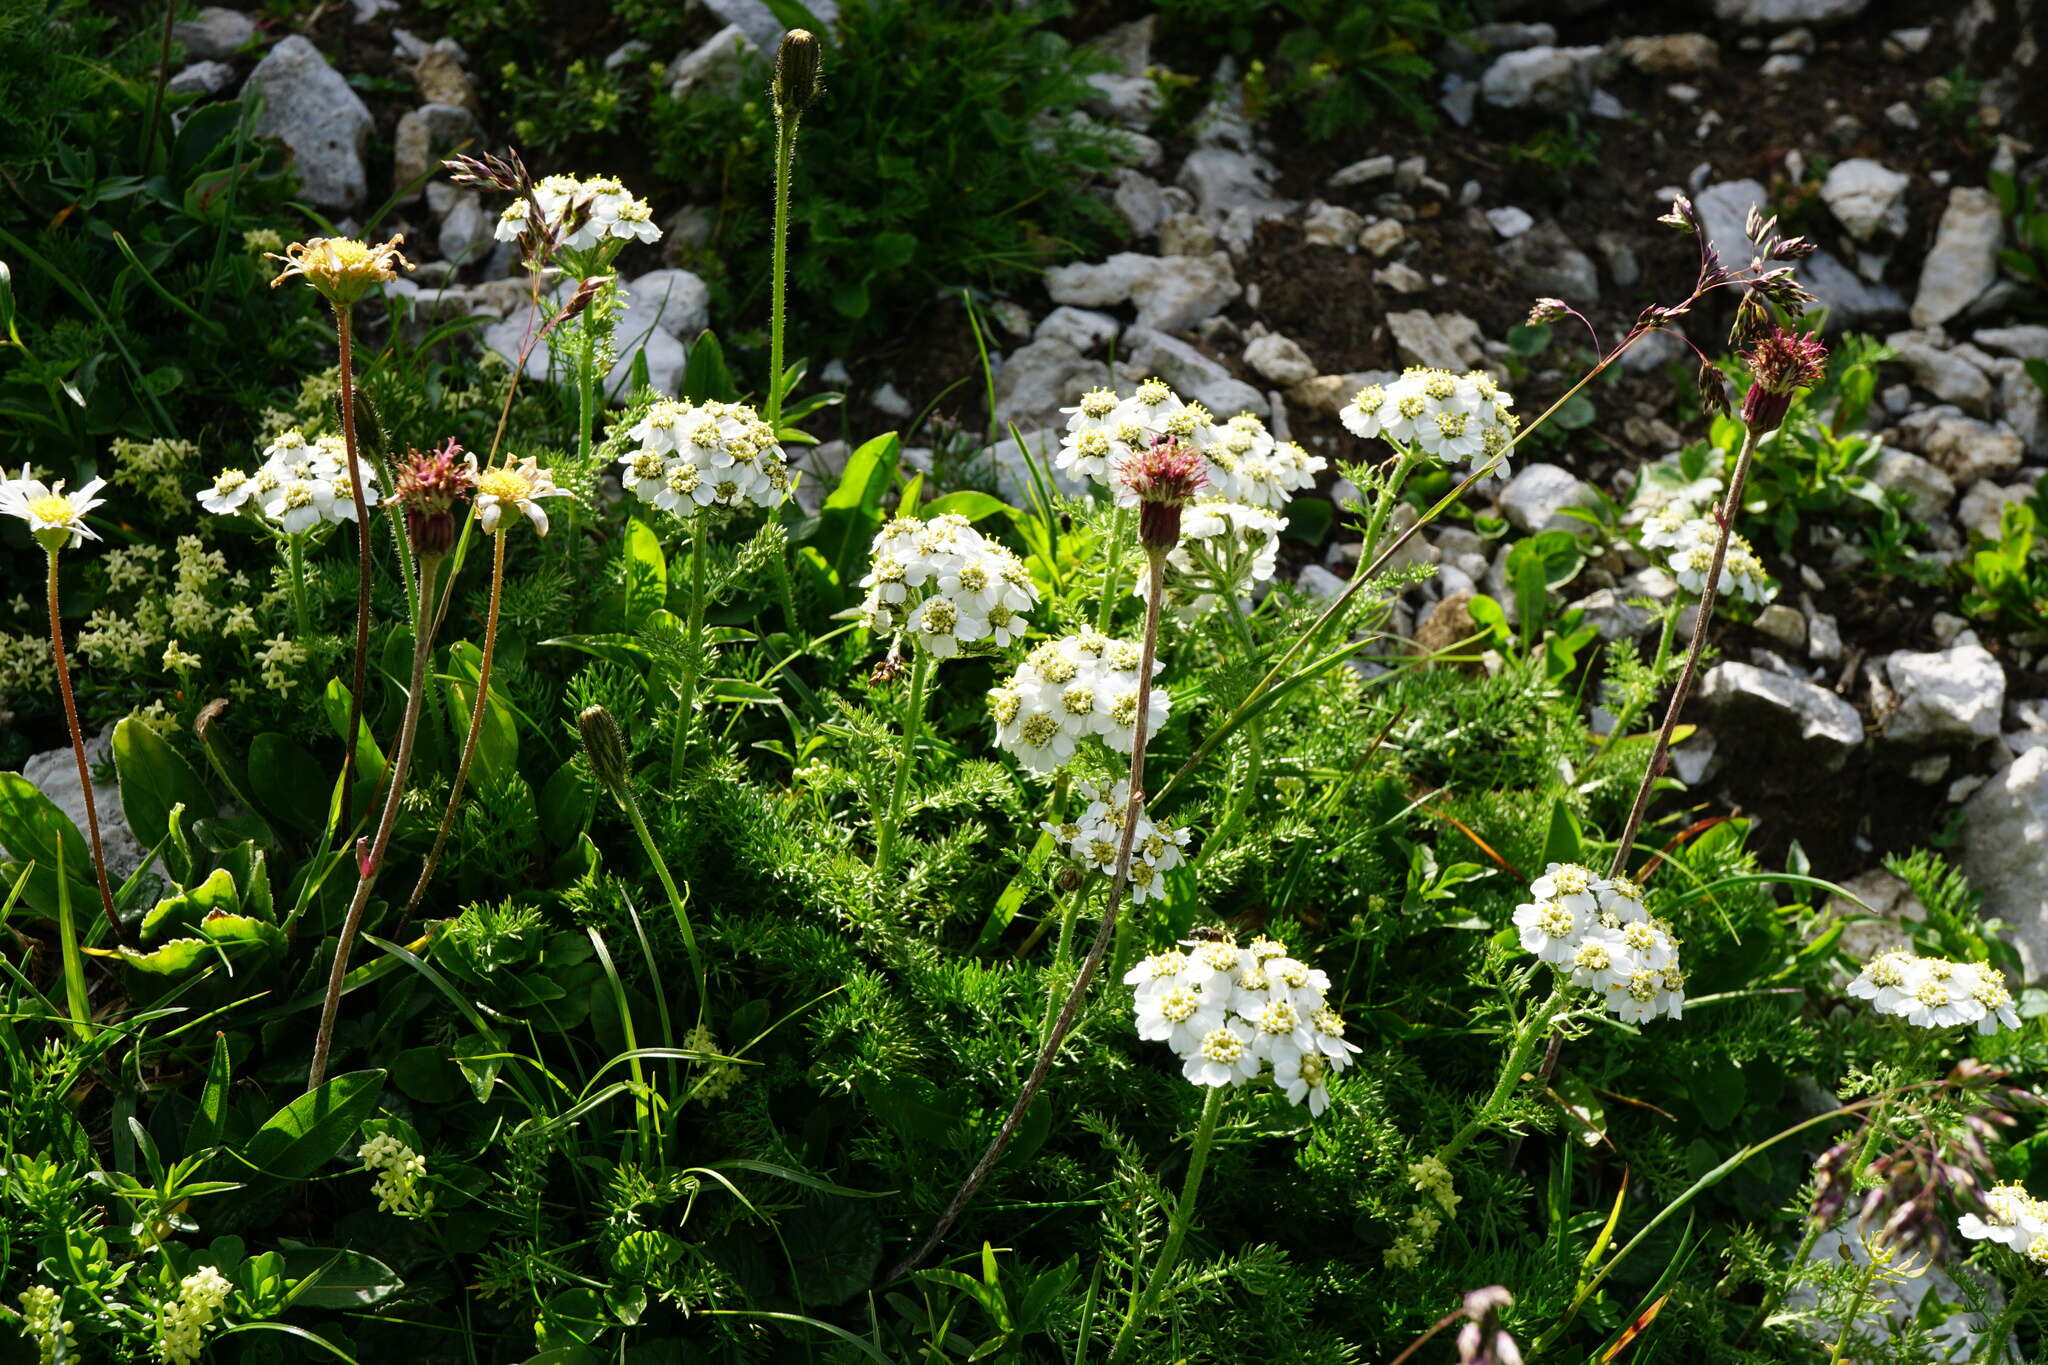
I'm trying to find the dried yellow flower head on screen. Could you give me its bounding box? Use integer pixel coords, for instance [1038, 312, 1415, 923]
[268, 235, 412, 305]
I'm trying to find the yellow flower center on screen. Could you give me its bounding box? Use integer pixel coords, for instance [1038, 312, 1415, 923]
[27, 495, 74, 524]
[477, 469, 532, 502]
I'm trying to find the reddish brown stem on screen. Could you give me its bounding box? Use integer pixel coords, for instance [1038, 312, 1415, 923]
[335, 303, 372, 837]
[45, 551, 127, 945]
[887, 545, 1170, 1284]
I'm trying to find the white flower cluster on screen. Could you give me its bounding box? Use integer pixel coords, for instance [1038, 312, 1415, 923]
[1204, 412, 1326, 510]
[1135, 499, 1286, 617]
[15, 1284, 74, 1365]
[1041, 779, 1192, 905]
[1846, 950, 2019, 1034]
[858, 514, 1038, 656]
[1340, 368, 1519, 479]
[1124, 932, 1360, 1113]
[495, 174, 660, 253]
[1959, 1182, 2048, 1265]
[358, 1132, 434, 1217]
[1640, 507, 1774, 604]
[198, 430, 380, 534]
[1512, 862, 1685, 1024]
[988, 630, 1169, 776]
[618, 398, 789, 512]
[1055, 381, 1323, 510]
[156, 1265, 231, 1365]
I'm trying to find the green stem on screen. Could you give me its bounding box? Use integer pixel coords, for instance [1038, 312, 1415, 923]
[875, 649, 932, 879]
[1109, 1085, 1227, 1363]
[1039, 884, 1084, 1045]
[1741, 1216, 1827, 1346]
[1437, 982, 1567, 1166]
[402, 528, 509, 925]
[620, 784, 707, 1032]
[308, 555, 441, 1091]
[1981, 1273, 2041, 1365]
[670, 510, 711, 781]
[766, 111, 797, 431]
[1095, 507, 1132, 633]
[287, 533, 311, 637]
[1358, 447, 1419, 568]
[44, 550, 126, 946]
[577, 318, 598, 470]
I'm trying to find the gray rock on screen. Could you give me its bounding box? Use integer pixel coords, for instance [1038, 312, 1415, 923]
[1886, 332, 1995, 414]
[168, 60, 235, 97]
[1359, 217, 1405, 256]
[1374, 262, 1428, 294]
[1802, 248, 1907, 331]
[1960, 748, 2048, 981]
[1478, 45, 1607, 112]
[1034, 306, 1119, 354]
[1700, 662, 1865, 749]
[604, 39, 651, 71]
[1994, 358, 2048, 456]
[1486, 206, 1535, 238]
[993, 337, 1099, 431]
[1113, 170, 1169, 237]
[1296, 564, 1346, 598]
[1712, 0, 1869, 24]
[1619, 327, 1688, 374]
[1386, 310, 1485, 371]
[1095, 15, 1153, 78]
[660, 206, 715, 262]
[392, 103, 481, 202]
[1500, 462, 1597, 533]
[1301, 201, 1364, 248]
[1760, 52, 1807, 77]
[1871, 448, 1957, 521]
[1468, 21, 1558, 51]
[1175, 145, 1291, 234]
[1500, 220, 1600, 300]
[1244, 332, 1317, 387]
[437, 191, 493, 266]
[1882, 644, 2006, 744]
[1155, 212, 1217, 258]
[668, 25, 756, 101]
[1117, 328, 1268, 419]
[483, 271, 706, 400]
[1329, 155, 1396, 188]
[1821, 158, 1910, 243]
[1755, 603, 1808, 649]
[1611, 33, 1719, 74]
[1807, 610, 1843, 661]
[21, 728, 153, 884]
[1897, 406, 2024, 481]
[1973, 325, 2048, 362]
[243, 36, 375, 212]
[1086, 72, 1161, 127]
[1573, 588, 1655, 639]
[174, 6, 256, 59]
[702, 0, 808, 51]
[1042, 251, 1240, 333]
[1694, 179, 1768, 271]
[1957, 480, 2032, 540]
[1911, 188, 2004, 329]
[627, 269, 713, 340]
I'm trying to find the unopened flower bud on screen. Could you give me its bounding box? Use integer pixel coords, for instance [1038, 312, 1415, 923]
[392, 438, 475, 559]
[773, 29, 822, 120]
[577, 705, 634, 805]
[1118, 436, 1208, 553]
[1739, 327, 1827, 432]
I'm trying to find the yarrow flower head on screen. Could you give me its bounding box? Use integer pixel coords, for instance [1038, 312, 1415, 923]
[1055, 382, 1320, 513]
[1847, 950, 2020, 1035]
[1740, 326, 1828, 431]
[392, 439, 475, 558]
[1041, 778, 1193, 905]
[469, 453, 570, 536]
[1340, 368, 1520, 481]
[1, 466, 108, 553]
[494, 173, 659, 262]
[268, 235, 411, 306]
[618, 398, 789, 513]
[858, 513, 1038, 657]
[1512, 862, 1684, 1024]
[1134, 499, 1285, 618]
[1958, 1181, 2048, 1264]
[1202, 410, 1325, 510]
[1124, 929, 1355, 1112]
[987, 630, 1169, 775]
[198, 429, 382, 534]
[156, 1265, 232, 1365]
[1662, 516, 1775, 604]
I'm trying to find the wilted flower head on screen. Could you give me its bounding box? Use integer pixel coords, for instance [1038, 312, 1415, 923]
[268, 235, 411, 306]
[392, 439, 475, 558]
[1119, 437, 1208, 552]
[1740, 327, 1829, 431]
[470, 453, 570, 536]
[1, 466, 108, 552]
[1457, 1286, 1523, 1365]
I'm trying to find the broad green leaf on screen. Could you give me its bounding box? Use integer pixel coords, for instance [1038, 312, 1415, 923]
[0, 771, 96, 916]
[283, 1247, 405, 1309]
[198, 910, 285, 955]
[679, 328, 738, 403]
[113, 717, 212, 870]
[187, 1032, 233, 1152]
[114, 938, 214, 975]
[247, 734, 329, 836]
[142, 867, 240, 941]
[919, 491, 1013, 524]
[443, 641, 518, 785]
[620, 516, 668, 630]
[243, 1070, 386, 1180]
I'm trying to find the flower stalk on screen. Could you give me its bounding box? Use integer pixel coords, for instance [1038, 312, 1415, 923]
[333, 302, 373, 836]
[766, 30, 820, 432]
[874, 648, 931, 878]
[670, 509, 712, 780]
[44, 550, 126, 945]
[1108, 1083, 1227, 1362]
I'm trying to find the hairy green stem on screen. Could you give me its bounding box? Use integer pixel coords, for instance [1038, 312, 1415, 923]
[766, 111, 798, 431]
[309, 555, 441, 1091]
[1980, 1272, 2041, 1365]
[45, 550, 126, 945]
[1437, 983, 1567, 1167]
[670, 510, 710, 781]
[287, 532, 311, 637]
[618, 772, 707, 1031]
[1109, 1084, 1227, 1362]
[1095, 507, 1132, 634]
[874, 649, 932, 879]
[403, 528, 508, 925]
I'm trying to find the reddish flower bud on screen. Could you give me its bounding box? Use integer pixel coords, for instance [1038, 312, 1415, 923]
[393, 438, 475, 558]
[1739, 327, 1828, 431]
[1118, 436, 1208, 552]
